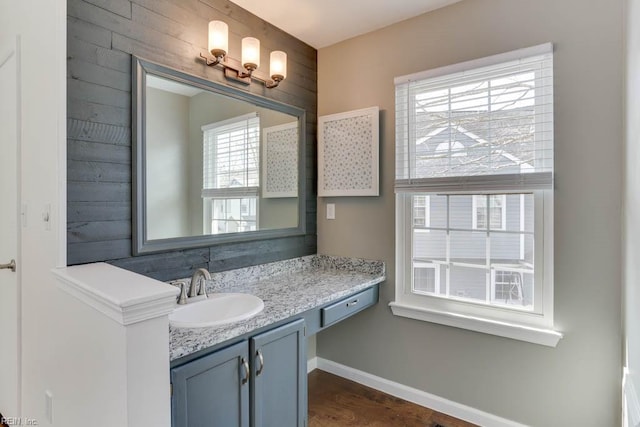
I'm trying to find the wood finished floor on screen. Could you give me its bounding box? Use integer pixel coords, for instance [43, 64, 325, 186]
[308, 370, 478, 427]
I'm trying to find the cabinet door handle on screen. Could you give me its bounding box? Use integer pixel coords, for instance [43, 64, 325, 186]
[346, 299, 359, 307]
[256, 350, 264, 376]
[241, 358, 249, 385]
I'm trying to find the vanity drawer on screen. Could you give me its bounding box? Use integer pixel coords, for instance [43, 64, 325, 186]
[321, 286, 378, 327]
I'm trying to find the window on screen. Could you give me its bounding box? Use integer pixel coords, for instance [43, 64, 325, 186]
[413, 262, 440, 295]
[492, 269, 525, 305]
[202, 113, 260, 234]
[391, 44, 561, 346]
[413, 195, 430, 227]
[472, 194, 506, 230]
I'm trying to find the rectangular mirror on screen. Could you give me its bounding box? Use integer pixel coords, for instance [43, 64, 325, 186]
[133, 57, 306, 254]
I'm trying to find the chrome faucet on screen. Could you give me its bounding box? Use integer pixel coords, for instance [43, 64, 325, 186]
[188, 268, 211, 298]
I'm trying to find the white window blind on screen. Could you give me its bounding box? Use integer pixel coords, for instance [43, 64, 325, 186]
[395, 43, 553, 193]
[202, 113, 260, 198]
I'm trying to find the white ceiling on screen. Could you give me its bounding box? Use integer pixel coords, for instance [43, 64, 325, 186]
[229, 0, 463, 49]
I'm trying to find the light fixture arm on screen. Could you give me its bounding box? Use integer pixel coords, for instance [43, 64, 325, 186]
[199, 52, 224, 67]
[199, 52, 283, 88]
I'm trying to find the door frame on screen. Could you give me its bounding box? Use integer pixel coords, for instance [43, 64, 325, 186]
[0, 34, 22, 417]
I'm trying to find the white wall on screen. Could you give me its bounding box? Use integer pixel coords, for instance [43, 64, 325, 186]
[146, 88, 191, 240]
[317, 0, 623, 425]
[50, 292, 128, 425]
[0, 0, 66, 425]
[625, 0, 640, 423]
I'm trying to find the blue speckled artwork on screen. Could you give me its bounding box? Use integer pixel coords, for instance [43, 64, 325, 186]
[318, 107, 379, 197]
[263, 122, 298, 198]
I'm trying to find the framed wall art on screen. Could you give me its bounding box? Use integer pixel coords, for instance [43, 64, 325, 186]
[318, 106, 379, 197]
[262, 121, 298, 198]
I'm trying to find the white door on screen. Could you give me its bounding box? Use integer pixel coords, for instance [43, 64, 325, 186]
[0, 35, 21, 418]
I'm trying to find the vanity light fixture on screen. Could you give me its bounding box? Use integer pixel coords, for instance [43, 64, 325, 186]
[199, 20, 287, 89]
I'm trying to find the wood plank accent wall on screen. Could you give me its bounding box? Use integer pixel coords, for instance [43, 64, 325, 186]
[67, 0, 317, 281]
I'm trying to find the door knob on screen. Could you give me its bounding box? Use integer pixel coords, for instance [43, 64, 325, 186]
[0, 259, 16, 272]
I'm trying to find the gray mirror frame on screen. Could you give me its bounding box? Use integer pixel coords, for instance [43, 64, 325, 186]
[132, 57, 307, 255]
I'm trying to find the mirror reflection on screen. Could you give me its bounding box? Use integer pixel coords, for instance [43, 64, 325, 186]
[145, 74, 299, 241]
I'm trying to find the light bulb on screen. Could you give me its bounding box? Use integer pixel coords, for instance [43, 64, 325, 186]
[269, 51, 287, 81]
[241, 37, 260, 71]
[208, 21, 228, 58]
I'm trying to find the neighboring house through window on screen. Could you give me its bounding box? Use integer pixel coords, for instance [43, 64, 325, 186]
[391, 43, 561, 346]
[472, 194, 506, 230]
[413, 195, 430, 228]
[202, 113, 260, 235]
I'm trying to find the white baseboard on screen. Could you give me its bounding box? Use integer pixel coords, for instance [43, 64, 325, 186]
[624, 369, 640, 427]
[315, 357, 527, 427]
[307, 357, 318, 373]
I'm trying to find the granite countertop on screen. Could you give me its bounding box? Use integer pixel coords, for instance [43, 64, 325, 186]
[169, 255, 385, 361]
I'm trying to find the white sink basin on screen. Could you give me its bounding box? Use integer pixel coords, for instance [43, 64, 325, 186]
[169, 293, 264, 328]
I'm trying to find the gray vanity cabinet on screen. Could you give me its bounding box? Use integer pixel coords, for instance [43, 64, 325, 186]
[250, 318, 306, 427]
[171, 319, 306, 427]
[171, 340, 250, 427]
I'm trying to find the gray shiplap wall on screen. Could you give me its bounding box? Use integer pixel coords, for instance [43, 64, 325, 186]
[67, 0, 317, 280]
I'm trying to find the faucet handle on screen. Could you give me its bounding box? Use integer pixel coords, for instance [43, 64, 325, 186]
[177, 281, 188, 305]
[197, 278, 208, 298]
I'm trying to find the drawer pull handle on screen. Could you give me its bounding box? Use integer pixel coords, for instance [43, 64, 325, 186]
[256, 350, 265, 376]
[346, 299, 359, 307]
[241, 358, 250, 384]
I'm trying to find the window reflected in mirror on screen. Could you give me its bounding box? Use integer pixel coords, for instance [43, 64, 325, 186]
[144, 74, 299, 241]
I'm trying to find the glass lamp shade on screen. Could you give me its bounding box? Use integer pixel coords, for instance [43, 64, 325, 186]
[269, 51, 287, 81]
[208, 21, 228, 57]
[241, 37, 260, 71]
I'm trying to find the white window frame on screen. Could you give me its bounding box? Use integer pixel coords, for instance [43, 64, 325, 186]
[412, 261, 440, 296]
[201, 113, 260, 234]
[205, 196, 260, 235]
[393, 191, 558, 346]
[390, 44, 561, 347]
[491, 268, 525, 306]
[472, 194, 506, 231]
[413, 195, 430, 229]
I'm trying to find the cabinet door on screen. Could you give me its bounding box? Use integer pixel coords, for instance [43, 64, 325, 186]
[250, 319, 306, 427]
[171, 340, 250, 427]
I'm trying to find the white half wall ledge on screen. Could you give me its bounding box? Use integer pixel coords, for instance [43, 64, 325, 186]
[53, 262, 179, 325]
[314, 357, 529, 427]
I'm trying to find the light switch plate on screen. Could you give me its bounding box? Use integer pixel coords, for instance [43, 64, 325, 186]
[43, 203, 51, 231]
[45, 390, 53, 423]
[326, 203, 335, 220]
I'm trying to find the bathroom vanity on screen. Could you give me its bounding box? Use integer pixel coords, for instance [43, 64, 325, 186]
[168, 255, 385, 427]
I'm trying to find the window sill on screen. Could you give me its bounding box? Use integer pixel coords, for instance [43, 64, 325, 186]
[389, 301, 562, 347]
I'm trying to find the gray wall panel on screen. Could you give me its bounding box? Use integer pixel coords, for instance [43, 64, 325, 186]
[68, 37, 132, 73]
[68, 202, 131, 222]
[68, 140, 131, 163]
[68, 58, 131, 91]
[67, 160, 131, 183]
[68, 16, 112, 48]
[68, 79, 130, 109]
[67, 0, 317, 279]
[68, 239, 132, 263]
[67, 119, 130, 145]
[83, 0, 132, 19]
[68, 182, 131, 202]
[68, 220, 131, 244]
